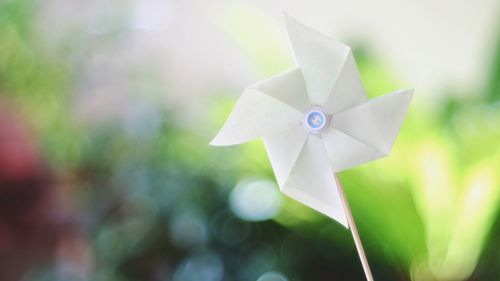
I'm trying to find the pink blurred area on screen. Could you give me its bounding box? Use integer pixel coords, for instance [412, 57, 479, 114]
[0, 100, 89, 281]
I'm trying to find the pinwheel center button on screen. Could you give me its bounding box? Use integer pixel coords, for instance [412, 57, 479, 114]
[304, 107, 330, 133]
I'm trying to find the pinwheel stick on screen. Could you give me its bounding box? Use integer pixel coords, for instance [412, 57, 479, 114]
[334, 173, 374, 281]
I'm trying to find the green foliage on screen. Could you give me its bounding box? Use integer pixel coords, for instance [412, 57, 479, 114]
[487, 32, 500, 102]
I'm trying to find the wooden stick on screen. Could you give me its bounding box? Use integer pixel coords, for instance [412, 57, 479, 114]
[334, 173, 375, 281]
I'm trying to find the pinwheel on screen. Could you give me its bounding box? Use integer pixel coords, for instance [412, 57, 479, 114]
[211, 14, 413, 281]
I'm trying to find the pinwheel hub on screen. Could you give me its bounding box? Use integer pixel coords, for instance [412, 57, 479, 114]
[304, 107, 330, 133]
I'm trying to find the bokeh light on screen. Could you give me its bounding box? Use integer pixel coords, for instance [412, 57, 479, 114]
[230, 179, 283, 222]
[256, 271, 289, 281]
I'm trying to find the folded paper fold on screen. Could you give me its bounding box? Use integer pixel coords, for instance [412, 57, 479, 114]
[281, 136, 348, 227]
[323, 52, 368, 114]
[330, 89, 413, 155]
[210, 88, 303, 146]
[263, 125, 308, 187]
[251, 67, 310, 112]
[284, 13, 350, 105]
[322, 128, 385, 172]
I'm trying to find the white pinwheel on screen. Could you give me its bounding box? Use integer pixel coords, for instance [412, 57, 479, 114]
[211, 15, 413, 228]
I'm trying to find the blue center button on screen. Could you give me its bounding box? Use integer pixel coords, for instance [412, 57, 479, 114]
[304, 107, 329, 133]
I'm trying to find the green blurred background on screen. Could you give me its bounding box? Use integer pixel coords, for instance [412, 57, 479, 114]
[0, 0, 499, 280]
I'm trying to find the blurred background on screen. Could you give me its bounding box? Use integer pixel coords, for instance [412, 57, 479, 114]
[0, 0, 499, 280]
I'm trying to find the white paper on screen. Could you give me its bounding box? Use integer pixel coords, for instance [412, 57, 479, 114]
[211, 14, 413, 227]
[322, 128, 384, 172]
[323, 52, 368, 114]
[281, 135, 348, 227]
[263, 125, 308, 187]
[210, 88, 302, 146]
[285, 13, 350, 105]
[330, 89, 413, 155]
[252, 67, 310, 112]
